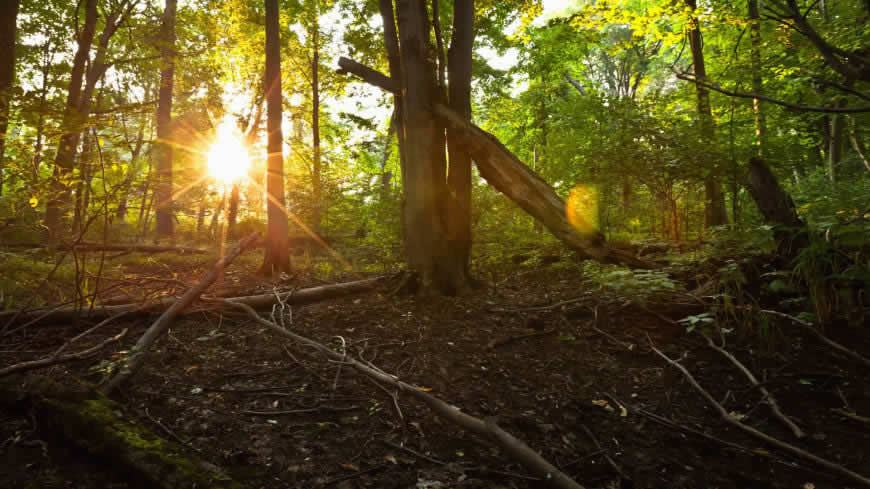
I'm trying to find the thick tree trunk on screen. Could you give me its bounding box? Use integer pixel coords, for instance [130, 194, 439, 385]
[395, 0, 453, 292]
[686, 0, 728, 228]
[45, 0, 98, 237]
[746, 157, 808, 253]
[226, 183, 240, 237]
[311, 19, 322, 231]
[260, 0, 291, 275]
[446, 0, 474, 290]
[155, 0, 177, 240]
[0, 0, 20, 196]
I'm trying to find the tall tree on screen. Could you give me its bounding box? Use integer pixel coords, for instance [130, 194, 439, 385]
[748, 0, 767, 157]
[446, 0, 474, 287]
[0, 0, 20, 196]
[685, 0, 728, 228]
[44, 0, 99, 236]
[260, 0, 291, 275]
[311, 8, 322, 231]
[155, 0, 178, 240]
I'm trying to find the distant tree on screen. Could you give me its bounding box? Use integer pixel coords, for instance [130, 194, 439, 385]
[155, 0, 178, 241]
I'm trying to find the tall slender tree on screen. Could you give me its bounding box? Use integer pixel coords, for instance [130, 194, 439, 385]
[685, 0, 728, 228]
[45, 0, 98, 236]
[0, 0, 20, 196]
[155, 0, 178, 240]
[311, 8, 322, 231]
[260, 0, 291, 275]
[446, 0, 474, 288]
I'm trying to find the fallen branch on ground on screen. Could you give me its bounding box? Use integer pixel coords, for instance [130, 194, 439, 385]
[99, 232, 261, 395]
[649, 336, 870, 488]
[0, 328, 128, 378]
[759, 309, 870, 369]
[0, 275, 389, 325]
[701, 333, 805, 438]
[217, 298, 586, 489]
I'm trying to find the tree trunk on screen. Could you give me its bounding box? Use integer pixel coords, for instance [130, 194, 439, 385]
[155, 0, 177, 240]
[226, 183, 240, 237]
[748, 0, 767, 157]
[747, 157, 808, 254]
[827, 99, 845, 182]
[260, 0, 291, 275]
[395, 0, 453, 293]
[45, 0, 98, 237]
[311, 17, 322, 231]
[0, 0, 20, 196]
[446, 0, 474, 290]
[686, 0, 728, 228]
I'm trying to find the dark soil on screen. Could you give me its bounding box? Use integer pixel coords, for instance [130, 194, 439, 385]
[1, 253, 869, 489]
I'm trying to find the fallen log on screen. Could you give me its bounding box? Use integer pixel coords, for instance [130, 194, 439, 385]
[218, 298, 586, 489]
[0, 381, 244, 489]
[0, 276, 388, 325]
[337, 57, 650, 269]
[100, 232, 261, 394]
[0, 242, 209, 254]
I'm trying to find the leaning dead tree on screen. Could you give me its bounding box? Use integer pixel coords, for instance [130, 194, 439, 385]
[337, 57, 651, 269]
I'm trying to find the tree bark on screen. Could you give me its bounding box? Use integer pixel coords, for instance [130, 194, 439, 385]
[686, 0, 728, 228]
[827, 98, 846, 182]
[155, 0, 178, 240]
[260, 0, 291, 275]
[45, 0, 99, 237]
[0, 0, 20, 196]
[446, 0, 474, 290]
[394, 0, 453, 293]
[746, 157, 808, 253]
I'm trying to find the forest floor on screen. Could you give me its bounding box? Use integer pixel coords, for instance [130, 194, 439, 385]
[1, 245, 869, 489]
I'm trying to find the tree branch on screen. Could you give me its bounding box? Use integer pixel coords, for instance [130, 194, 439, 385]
[673, 71, 870, 113]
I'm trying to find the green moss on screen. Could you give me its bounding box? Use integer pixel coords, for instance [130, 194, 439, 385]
[38, 394, 243, 489]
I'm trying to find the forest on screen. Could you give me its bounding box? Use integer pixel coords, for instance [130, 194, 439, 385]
[0, 0, 868, 487]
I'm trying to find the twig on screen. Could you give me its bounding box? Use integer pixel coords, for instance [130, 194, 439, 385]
[701, 333, 805, 438]
[216, 298, 587, 489]
[52, 308, 140, 358]
[381, 440, 447, 465]
[579, 424, 625, 479]
[648, 336, 870, 488]
[241, 405, 359, 416]
[143, 407, 198, 451]
[0, 329, 128, 378]
[99, 232, 261, 395]
[760, 309, 870, 369]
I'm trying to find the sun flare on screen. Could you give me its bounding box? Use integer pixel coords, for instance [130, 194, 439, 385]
[207, 118, 249, 184]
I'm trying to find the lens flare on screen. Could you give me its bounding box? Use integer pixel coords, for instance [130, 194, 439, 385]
[207, 118, 249, 184]
[566, 184, 599, 235]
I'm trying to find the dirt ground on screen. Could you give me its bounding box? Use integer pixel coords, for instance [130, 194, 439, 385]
[1, 252, 869, 489]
